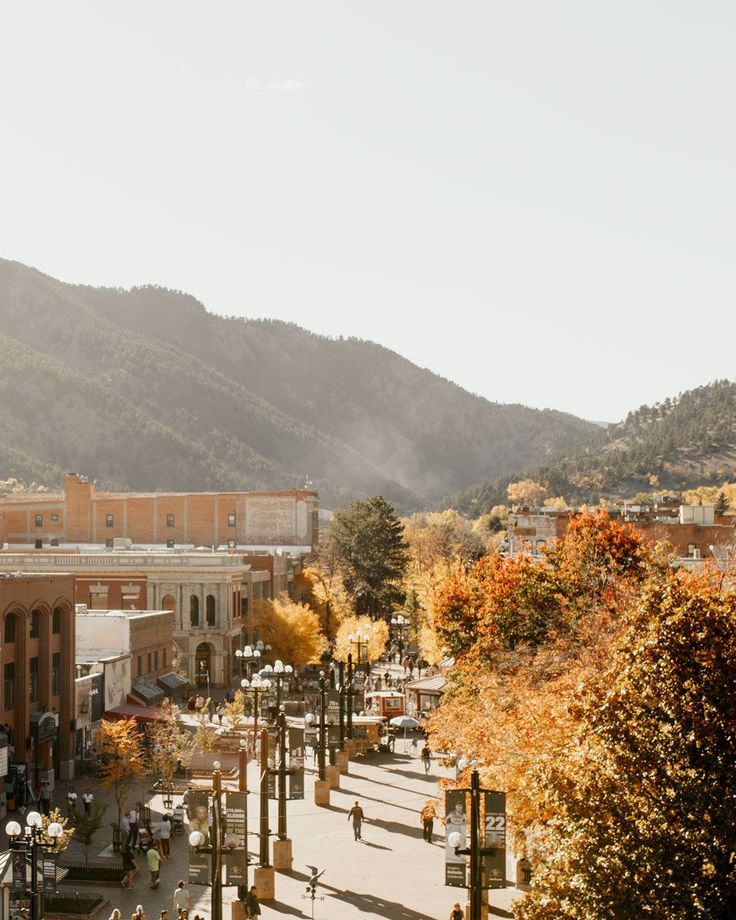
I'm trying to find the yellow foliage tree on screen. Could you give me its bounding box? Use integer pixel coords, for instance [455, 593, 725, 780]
[333, 615, 389, 663]
[507, 479, 548, 508]
[96, 717, 146, 826]
[298, 564, 353, 638]
[255, 595, 328, 666]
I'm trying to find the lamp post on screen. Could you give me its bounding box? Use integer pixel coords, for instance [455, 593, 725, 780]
[258, 660, 293, 718]
[390, 614, 408, 654]
[346, 653, 354, 741]
[241, 675, 272, 746]
[317, 671, 327, 781]
[7, 810, 64, 920]
[276, 706, 288, 840]
[337, 660, 346, 750]
[188, 761, 224, 920]
[235, 641, 266, 680]
[259, 728, 270, 867]
[348, 631, 368, 667]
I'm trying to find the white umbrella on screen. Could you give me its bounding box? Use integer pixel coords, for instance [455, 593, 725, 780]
[389, 715, 419, 739]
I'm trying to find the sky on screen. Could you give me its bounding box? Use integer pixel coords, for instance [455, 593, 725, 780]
[0, 2, 734, 423]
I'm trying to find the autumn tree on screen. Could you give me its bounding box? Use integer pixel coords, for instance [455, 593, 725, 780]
[254, 595, 328, 665]
[96, 717, 146, 826]
[515, 576, 736, 920]
[148, 700, 195, 787]
[321, 496, 408, 618]
[507, 480, 548, 509]
[333, 615, 389, 663]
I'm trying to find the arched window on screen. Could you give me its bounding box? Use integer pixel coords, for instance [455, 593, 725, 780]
[30, 610, 40, 639]
[190, 595, 200, 628]
[52, 607, 62, 634]
[4, 615, 16, 644]
[161, 595, 176, 612]
[206, 595, 216, 627]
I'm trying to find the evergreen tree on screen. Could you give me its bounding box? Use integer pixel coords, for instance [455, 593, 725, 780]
[715, 491, 729, 516]
[321, 496, 408, 618]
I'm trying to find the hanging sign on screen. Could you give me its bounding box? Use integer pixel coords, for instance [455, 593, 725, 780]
[483, 791, 506, 890]
[444, 789, 468, 888]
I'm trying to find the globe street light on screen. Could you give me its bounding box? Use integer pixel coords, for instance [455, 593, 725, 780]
[241, 674, 271, 746]
[188, 760, 224, 920]
[259, 659, 294, 717]
[7, 810, 63, 920]
[235, 640, 270, 680]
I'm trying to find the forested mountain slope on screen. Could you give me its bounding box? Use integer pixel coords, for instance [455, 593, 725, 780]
[0, 259, 595, 507]
[449, 380, 736, 514]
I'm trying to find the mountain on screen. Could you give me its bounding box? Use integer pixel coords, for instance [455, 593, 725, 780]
[449, 380, 736, 515]
[0, 259, 596, 508]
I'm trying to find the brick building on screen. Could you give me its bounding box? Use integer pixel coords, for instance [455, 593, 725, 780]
[0, 551, 277, 688]
[0, 473, 319, 551]
[0, 573, 76, 786]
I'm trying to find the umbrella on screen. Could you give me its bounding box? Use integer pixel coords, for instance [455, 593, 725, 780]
[389, 715, 419, 739]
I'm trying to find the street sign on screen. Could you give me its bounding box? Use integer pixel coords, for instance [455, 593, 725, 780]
[41, 853, 58, 894]
[226, 849, 247, 886]
[288, 726, 305, 800]
[11, 848, 26, 892]
[225, 791, 247, 844]
[188, 844, 209, 885]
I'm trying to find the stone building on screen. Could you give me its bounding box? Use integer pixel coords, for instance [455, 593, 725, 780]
[0, 573, 76, 785]
[0, 473, 319, 551]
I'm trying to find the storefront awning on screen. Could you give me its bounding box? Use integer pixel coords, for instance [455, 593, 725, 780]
[129, 680, 165, 706]
[105, 703, 168, 723]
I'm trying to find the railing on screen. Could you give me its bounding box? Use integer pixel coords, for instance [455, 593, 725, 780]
[0, 553, 248, 569]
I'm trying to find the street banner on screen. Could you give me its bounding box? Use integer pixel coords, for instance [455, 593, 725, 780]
[226, 849, 248, 886]
[225, 791, 247, 847]
[288, 726, 305, 800]
[188, 843, 209, 885]
[444, 789, 467, 888]
[266, 729, 278, 799]
[187, 791, 210, 845]
[11, 847, 26, 892]
[326, 689, 340, 724]
[483, 791, 507, 889]
[41, 853, 57, 894]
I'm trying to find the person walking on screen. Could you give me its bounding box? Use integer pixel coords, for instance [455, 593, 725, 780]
[173, 880, 192, 917]
[243, 885, 261, 917]
[83, 788, 94, 815]
[121, 847, 139, 889]
[146, 844, 161, 889]
[449, 903, 464, 920]
[108, 911, 122, 920]
[421, 743, 432, 774]
[38, 780, 51, 815]
[67, 785, 78, 815]
[347, 800, 365, 841]
[128, 807, 140, 851]
[159, 816, 171, 857]
[421, 799, 437, 842]
[131, 906, 147, 920]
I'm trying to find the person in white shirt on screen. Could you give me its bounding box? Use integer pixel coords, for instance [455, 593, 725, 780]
[159, 816, 172, 857]
[82, 789, 94, 815]
[172, 880, 192, 917]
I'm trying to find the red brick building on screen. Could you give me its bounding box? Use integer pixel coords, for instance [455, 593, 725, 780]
[0, 573, 76, 788]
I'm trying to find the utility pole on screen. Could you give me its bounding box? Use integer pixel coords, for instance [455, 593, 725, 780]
[259, 728, 270, 867]
[318, 671, 327, 781]
[346, 653, 354, 740]
[277, 707, 288, 839]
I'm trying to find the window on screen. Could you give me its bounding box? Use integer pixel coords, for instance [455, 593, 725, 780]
[147, 653, 152, 674]
[4, 616, 16, 644]
[228, 512, 236, 527]
[163, 648, 167, 668]
[30, 610, 40, 639]
[52, 652, 61, 697]
[106, 513, 114, 528]
[52, 607, 61, 634]
[167, 514, 175, 528]
[137, 656, 142, 677]
[50, 513, 59, 523]
[30, 657, 39, 703]
[4, 663, 14, 710]
[35, 514, 43, 527]
[241, 597, 249, 617]
[154, 650, 159, 671]
[206, 595, 216, 627]
[190, 595, 200, 628]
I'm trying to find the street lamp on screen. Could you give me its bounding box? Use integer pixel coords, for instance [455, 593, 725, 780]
[259, 659, 293, 716]
[241, 674, 272, 744]
[188, 760, 223, 920]
[276, 705, 288, 840]
[346, 653, 355, 741]
[235, 640, 270, 680]
[7, 810, 63, 920]
[348, 630, 368, 666]
[316, 671, 328, 781]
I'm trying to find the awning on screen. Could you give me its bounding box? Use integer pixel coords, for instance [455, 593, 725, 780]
[157, 672, 189, 695]
[105, 703, 168, 723]
[404, 675, 448, 693]
[129, 680, 165, 706]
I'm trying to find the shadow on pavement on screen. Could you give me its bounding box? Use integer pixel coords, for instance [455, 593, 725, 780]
[391, 768, 437, 783]
[488, 907, 514, 918]
[359, 838, 392, 851]
[286, 871, 436, 920]
[338, 786, 420, 816]
[267, 900, 307, 916]
[367, 816, 424, 841]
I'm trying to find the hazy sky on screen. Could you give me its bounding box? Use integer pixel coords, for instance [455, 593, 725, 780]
[1, 2, 734, 422]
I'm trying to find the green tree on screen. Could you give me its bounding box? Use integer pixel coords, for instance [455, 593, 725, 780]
[715, 490, 730, 516]
[321, 496, 408, 618]
[515, 576, 736, 920]
[72, 801, 107, 869]
[96, 717, 146, 827]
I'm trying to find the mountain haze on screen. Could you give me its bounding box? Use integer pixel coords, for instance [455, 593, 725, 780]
[0, 260, 595, 508]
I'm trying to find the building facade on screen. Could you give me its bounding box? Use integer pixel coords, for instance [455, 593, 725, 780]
[0, 573, 76, 785]
[0, 473, 319, 551]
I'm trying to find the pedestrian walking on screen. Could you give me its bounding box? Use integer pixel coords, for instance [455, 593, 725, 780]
[347, 800, 365, 841]
[243, 884, 261, 917]
[67, 786, 77, 815]
[131, 906, 147, 920]
[38, 780, 51, 815]
[160, 816, 172, 857]
[421, 743, 432, 774]
[449, 903, 464, 920]
[160, 912, 169, 920]
[83, 788, 94, 814]
[173, 880, 193, 918]
[108, 911, 122, 920]
[128, 807, 140, 850]
[147, 844, 161, 888]
[121, 847, 139, 889]
[421, 799, 437, 842]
